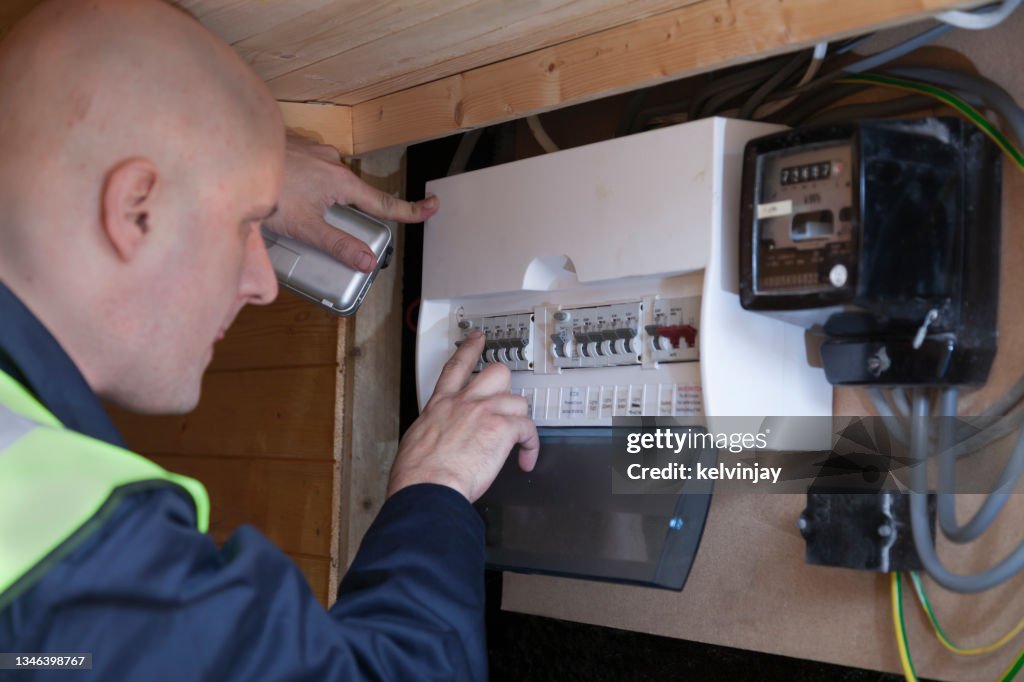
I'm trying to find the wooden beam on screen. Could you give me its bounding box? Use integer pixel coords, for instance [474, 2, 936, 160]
[279, 101, 354, 156]
[349, 0, 985, 154]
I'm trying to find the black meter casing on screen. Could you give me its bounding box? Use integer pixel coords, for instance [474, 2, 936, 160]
[739, 118, 1001, 386]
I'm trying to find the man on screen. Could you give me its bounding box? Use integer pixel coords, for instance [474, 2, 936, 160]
[0, 1, 538, 679]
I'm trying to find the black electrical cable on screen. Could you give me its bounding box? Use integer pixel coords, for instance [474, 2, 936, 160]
[882, 66, 1024, 148]
[833, 32, 876, 55]
[772, 83, 869, 125]
[688, 57, 792, 120]
[738, 50, 811, 119]
[759, 22, 954, 118]
[803, 94, 936, 126]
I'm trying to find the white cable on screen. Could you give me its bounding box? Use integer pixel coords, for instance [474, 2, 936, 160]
[797, 42, 828, 87]
[526, 115, 560, 154]
[755, 42, 828, 119]
[938, 0, 1022, 29]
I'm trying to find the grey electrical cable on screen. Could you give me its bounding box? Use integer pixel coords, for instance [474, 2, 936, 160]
[948, 399, 1024, 458]
[776, 83, 870, 125]
[891, 387, 912, 420]
[842, 23, 953, 74]
[910, 389, 1024, 593]
[803, 94, 936, 127]
[688, 58, 789, 120]
[755, 43, 830, 119]
[875, 371, 1024, 458]
[870, 388, 911, 446]
[762, 21, 955, 114]
[933, 387, 1018, 544]
[833, 33, 876, 55]
[981, 374, 1024, 418]
[738, 50, 810, 119]
[882, 66, 1024, 148]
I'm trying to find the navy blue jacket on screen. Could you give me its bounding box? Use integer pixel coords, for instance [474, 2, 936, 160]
[0, 282, 487, 681]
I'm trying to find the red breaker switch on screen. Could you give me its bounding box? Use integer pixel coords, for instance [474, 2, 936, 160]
[648, 324, 698, 349]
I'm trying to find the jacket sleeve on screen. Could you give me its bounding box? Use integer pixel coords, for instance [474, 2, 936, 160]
[0, 483, 487, 682]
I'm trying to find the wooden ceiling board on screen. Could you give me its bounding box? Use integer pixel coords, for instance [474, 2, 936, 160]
[187, 0, 338, 46]
[255, 1, 705, 103]
[348, 0, 989, 152]
[233, 0, 479, 86]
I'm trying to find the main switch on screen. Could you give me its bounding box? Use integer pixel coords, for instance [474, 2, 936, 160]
[457, 312, 534, 372]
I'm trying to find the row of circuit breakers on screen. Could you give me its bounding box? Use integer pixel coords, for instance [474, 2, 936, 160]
[456, 298, 700, 372]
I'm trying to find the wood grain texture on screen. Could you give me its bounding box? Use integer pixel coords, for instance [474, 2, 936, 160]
[289, 553, 334, 607]
[349, 0, 986, 153]
[208, 290, 340, 372]
[238, 0, 478, 87]
[259, 1, 702, 103]
[112, 366, 338, 458]
[338, 148, 407, 568]
[151, 454, 336, 557]
[280, 101, 354, 156]
[186, 0, 336, 45]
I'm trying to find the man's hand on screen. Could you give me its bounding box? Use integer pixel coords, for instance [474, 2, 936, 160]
[389, 333, 540, 503]
[263, 132, 439, 272]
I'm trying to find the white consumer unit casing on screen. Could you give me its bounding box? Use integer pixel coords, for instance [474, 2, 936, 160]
[418, 117, 831, 425]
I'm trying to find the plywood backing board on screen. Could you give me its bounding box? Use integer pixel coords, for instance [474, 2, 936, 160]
[113, 366, 337, 458]
[207, 290, 340, 371]
[502, 17, 1024, 681]
[289, 553, 334, 606]
[148, 454, 336, 557]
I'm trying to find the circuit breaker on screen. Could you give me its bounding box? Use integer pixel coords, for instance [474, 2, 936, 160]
[418, 117, 833, 426]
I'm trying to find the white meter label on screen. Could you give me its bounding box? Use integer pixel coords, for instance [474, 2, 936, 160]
[756, 199, 793, 219]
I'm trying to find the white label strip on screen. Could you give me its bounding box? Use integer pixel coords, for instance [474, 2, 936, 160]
[756, 199, 793, 219]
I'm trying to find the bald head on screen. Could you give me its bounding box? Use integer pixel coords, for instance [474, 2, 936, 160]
[0, 0, 286, 413]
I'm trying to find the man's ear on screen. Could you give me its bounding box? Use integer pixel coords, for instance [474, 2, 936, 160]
[101, 158, 158, 261]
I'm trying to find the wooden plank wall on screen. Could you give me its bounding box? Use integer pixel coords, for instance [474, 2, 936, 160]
[339, 148, 408, 567]
[110, 291, 346, 606]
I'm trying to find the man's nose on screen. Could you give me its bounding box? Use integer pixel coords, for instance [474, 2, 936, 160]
[239, 226, 278, 305]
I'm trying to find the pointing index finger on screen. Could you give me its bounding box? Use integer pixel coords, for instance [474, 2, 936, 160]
[433, 332, 484, 397]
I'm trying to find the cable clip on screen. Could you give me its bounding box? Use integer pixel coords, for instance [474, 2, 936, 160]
[912, 309, 939, 350]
